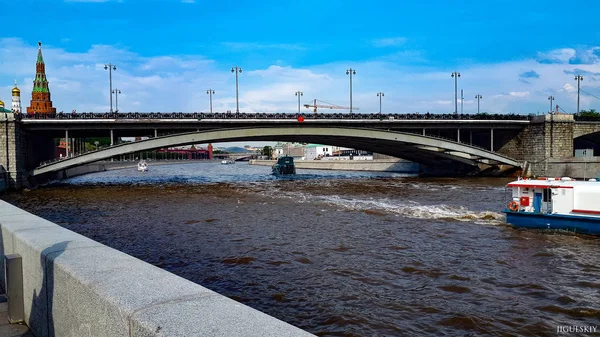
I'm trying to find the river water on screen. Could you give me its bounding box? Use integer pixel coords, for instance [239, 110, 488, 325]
[2, 162, 600, 337]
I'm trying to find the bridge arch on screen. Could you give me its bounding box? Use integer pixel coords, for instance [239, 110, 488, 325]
[33, 127, 521, 176]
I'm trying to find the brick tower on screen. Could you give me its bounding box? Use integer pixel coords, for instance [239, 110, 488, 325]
[27, 41, 56, 114]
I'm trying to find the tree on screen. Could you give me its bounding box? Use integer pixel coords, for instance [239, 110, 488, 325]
[261, 146, 273, 158]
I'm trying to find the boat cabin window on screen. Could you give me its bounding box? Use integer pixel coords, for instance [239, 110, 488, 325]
[543, 188, 552, 202]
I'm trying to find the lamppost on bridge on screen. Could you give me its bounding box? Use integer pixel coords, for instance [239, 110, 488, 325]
[112, 89, 121, 112]
[231, 66, 242, 117]
[206, 89, 215, 113]
[451, 71, 461, 114]
[460, 89, 464, 114]
[104, 63, 117, 113]
[475, 94, 482, 114]
[346, 68, 356, 113]
[295, 91, 303, 113]
[548, 95, 554, 114]
[94, 141, 99, 150]
[574, 75, 583, 114]
[377, 92, 384, 115]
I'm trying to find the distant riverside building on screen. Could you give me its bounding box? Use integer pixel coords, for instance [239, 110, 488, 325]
[304, 144, 333, 160]
[11, 80, 22, 113]
[26, 42, 56, 115]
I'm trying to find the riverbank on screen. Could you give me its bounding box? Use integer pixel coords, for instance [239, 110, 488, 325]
[249, 158, 419, 173]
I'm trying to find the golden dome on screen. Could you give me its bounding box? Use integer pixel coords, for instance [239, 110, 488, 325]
[0, 99, 4, 108]
[12, 80, 20, 96]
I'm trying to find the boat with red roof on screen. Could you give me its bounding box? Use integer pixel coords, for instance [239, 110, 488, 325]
[503, 177, 600, 235]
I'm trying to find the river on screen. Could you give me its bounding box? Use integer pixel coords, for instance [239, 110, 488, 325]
[2, 162, 599, 336]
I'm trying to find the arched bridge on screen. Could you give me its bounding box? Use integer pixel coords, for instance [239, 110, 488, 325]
[33, 126, 522, 177]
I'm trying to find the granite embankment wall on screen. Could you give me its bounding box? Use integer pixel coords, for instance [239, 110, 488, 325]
[250, 159, 420, 173]
[0, 200, 315, 337]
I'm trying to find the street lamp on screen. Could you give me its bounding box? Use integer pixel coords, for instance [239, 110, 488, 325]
[377, 92, 384, 114]
[231, 66, 242, 116]
[94, 141, 99, 150]
[346, 68, 356, 113]
[206, 89, 215, 113]
[295, 91, 303, 113]
[574, 75, 583, 113]
[475, 94, 482, 114]
[112, 89, 121, 112]
[104, 63, 117, 112]
[460, 89, 464, 114]
[548, 96, 554, 114]
[451, 71, 461, 114]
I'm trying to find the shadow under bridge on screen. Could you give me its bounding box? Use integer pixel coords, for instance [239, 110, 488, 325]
[33, 127, 522, 177]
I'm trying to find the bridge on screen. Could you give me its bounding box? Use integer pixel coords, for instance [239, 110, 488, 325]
[2, 112, 600, 189]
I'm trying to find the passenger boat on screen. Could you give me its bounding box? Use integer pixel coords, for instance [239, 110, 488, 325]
[503, 177, 600, 235]
[221, 159, 235, 165]
[137, 160, 148, 172]
[272, 156, 296, 175]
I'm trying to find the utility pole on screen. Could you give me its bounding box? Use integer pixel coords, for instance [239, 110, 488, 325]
[451, 71, 461, 114]
[475, 94, 482, 114]
[548, 96, 554, 114]
[574, 75, 583, 113]
[206, 89, 215, 113]
[377, 92, 384, 114]
[346, 68, 356, 113]
[231, 66, 242, 117]
[295, 91, 303, 113]
[104, 63, 117, 112]
[460, 89, 464, 114]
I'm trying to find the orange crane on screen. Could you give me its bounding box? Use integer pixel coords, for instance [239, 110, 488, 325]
[303, 99, 359, 113]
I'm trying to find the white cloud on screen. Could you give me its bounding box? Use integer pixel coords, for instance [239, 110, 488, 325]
[373, 37, 407, 47]
[2, 38, 600, 118]
[509, 91, 530, 98]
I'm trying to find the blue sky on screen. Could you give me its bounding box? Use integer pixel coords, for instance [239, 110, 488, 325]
[2, 0, 600, 116]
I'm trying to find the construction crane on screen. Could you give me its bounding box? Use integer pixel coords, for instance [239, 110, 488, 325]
[303, 99, 359, 113]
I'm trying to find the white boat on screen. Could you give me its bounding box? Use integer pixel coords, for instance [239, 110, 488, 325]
[503, 177, 600, 235]
[221, 160, 235, 165]
[137, 160, 148, 172]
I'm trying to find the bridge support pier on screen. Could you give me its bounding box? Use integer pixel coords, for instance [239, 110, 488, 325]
[457, 129, 461, 143]
[490, 128, 494, 151]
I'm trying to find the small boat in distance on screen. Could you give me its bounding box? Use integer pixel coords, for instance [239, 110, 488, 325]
[221, 159, 235, 165]
[503, 177, 600, 235]
[272, 156, 296, 175]
[137, 160, 148, 172]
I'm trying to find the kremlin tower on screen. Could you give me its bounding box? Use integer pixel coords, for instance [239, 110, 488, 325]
[12, 80, 21, 113]
[26, 41, 56, 114]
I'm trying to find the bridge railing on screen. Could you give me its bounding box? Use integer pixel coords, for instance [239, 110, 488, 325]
[15, 112, 534, 121]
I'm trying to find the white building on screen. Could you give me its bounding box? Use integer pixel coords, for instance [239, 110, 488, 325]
[11, 80, 22, 113]
[304, 144, 338, 160]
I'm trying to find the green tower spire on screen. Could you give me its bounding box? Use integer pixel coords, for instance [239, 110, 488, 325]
[33, 41, 49, 93]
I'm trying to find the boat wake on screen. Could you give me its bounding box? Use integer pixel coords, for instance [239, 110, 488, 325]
[319, 196, 505, 224]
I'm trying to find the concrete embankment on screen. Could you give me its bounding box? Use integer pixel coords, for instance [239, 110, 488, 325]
[0, 200, 315, 337]
[249, 159, 419, 173]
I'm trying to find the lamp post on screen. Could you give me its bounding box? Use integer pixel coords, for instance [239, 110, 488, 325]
[574, 75, 583, 113]
[94, 141, 99, 150]
[206, 89, 215, 113]
[475, 94, 482, 114]
[377, 92, 384, 114]
[548, 96, 554, 114]
[104, 63, 117, 112]
[451, 71, 461, 114]
[460, 89, 464, 114]
[295, 91, 303, 113]
[112, 89, 121, 112]
[346, 68, 356, 113]
[231, 66, 242, 117]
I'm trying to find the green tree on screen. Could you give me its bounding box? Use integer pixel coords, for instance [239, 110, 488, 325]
[261, 146, 273, 158]
[577, 109, 599, 117]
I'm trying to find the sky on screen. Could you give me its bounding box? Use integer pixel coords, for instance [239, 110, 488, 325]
[2, 0, 600, 120]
